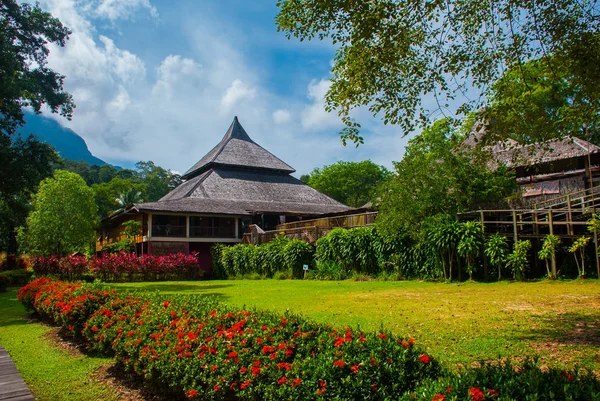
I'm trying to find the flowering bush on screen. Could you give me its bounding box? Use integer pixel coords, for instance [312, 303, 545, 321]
[19, 279, 600, 400]
[31, 252, 204, 282]
[17, 277, 57, 310]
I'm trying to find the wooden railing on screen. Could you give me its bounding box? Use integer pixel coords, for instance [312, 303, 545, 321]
[276, 211, 377, 231]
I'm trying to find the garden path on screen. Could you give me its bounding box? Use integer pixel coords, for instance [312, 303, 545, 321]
[0, 344, 34, 401]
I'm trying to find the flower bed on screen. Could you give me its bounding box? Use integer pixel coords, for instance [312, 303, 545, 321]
[31, 252, 204, 282]
[18, 278, 600, 400]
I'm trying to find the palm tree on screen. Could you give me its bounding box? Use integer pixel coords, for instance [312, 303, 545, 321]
[113, 188, 142, 215]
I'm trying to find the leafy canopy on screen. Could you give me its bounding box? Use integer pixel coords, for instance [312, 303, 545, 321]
[301, 160, 391, 207]
[276, 0, 600, 144]
[377, 118, 516, 235]
[0, 0, 74, 136]
[20, 170, 98, 256]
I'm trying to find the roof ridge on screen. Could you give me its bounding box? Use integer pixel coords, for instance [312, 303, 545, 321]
[184, 169, 214, 198]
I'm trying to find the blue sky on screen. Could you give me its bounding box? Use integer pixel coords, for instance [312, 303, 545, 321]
[36, 0, 415, 175]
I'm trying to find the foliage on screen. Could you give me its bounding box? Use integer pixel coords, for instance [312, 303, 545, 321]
[538, 234, 561, 279]
[506, 240, 531, 281]
[568, 236, 591, 278]
[0, 254, 29, 271]
[101, 220, 142, 253]
[24, 278, 443, 400]
[0, 0, 74, 136]
[484, 55, 600, 146]
[377, 119, 515, 235]
[113, 189, 142, 215]
[0, 274, 8, 292]
[276, 0, 599, 145]
[427, 215, 460, 281]
[219, 237, 314, 279]
[210, 244, 228, 279]
[0, 269, 32, 290]
[484, 233, 509, 280]
[0, 136, 59, 253]
[19, 170, 98, 256]
[92, 178, 146, 219]
[312, 260, 346, 281]
[457, 222, 483, 281]
[301, 160, 391, 207]
[21, 278, 600, 400]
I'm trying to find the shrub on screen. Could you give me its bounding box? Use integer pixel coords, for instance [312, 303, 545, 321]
[24, 279, 443, 400]
[0, 254, 29, 271]
[17, 277, 57, 310]
[312, 260, 346, 280]
[506, 240, 532, 281]
[0, 269, 33, 286]
[0, 274, 9, 292]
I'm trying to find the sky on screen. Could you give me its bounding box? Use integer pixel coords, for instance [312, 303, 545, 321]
[35, 0, 416, 176]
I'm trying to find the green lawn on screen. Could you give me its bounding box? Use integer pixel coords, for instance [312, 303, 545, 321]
[111, 279, 600, 371]
[1, 280, 598, 401]
[0, 289, 118, 401]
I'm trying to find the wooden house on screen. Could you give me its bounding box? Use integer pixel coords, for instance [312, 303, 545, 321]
[96, 117, 351, 268]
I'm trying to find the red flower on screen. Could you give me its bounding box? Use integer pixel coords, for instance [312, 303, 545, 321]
[228, 351, 238, 359]
[213, 385, 220, 392]
[333, 360, 345, 368]
[378, 333, 387, 340]
[281, 318, 288, 325]
[278, 377, 287, 385]
[163, 301, 170, 308]
[251, 366, 261, 376]
[469, 387, 485, 401]
[277, 362, 291, 371]
[419, 354, 431, 365]
[291, 378, 301, 387]
[239, 367, 247, 373]
[432, 395, 445, 401]
[350, 365, 360, 373]
[186, 389, 198, 398]
[487, 389, 499, 398]
[240, 380, 251, 389]
[561, 372, 575, 382]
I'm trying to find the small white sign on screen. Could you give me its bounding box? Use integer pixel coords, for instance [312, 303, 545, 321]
[303, 264, 309, 271]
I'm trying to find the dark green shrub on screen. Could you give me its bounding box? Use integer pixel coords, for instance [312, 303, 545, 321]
[0, 274, 9, 292]
[210, 244, 228, 279]
[283, 239, 314, 278]
[0, 269, 33, 286]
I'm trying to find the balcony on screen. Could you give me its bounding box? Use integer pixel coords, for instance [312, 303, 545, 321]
[151, 224, 186, 237]
[190, 225, 236, 238]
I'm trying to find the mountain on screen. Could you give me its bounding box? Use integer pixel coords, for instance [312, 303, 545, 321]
[17, 113, 107, 166]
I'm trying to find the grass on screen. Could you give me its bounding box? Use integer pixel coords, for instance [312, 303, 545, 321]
[0, 289, 118, 401]
[111, 279, 600, 371]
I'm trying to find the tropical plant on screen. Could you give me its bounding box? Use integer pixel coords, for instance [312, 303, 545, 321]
[428, 215, 460, 281]
[569, 236, 591, 278]
[484, 233, 509, 280]
[113, 188, 142, 215]
[506, 240, 531, 281]
[457, 221, 483, 281]
[538, 234, 561, 279]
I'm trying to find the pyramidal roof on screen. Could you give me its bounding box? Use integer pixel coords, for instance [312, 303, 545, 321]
[182, 117, 295, 180]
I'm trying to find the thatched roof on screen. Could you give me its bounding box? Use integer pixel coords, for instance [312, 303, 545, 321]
[133, 118, 351, 216]
[464, 127, 600, 169]
[182, 117, 295, 180]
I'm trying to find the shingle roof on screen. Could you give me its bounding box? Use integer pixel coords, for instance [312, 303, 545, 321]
[136, 168, 350, 216]
[181, 117, 295, 179]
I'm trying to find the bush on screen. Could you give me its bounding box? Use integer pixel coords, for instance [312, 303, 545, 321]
[0, 269, 33, 287]
[0, 274, 9, 292]
[0, 254, 29, 271]
[17, 277, 57, 310]
[23, 279, 444, 400]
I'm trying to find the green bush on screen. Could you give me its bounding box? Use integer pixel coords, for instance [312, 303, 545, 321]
[312, 260, 347, 280]
[0, 274, 9, 292]
[0, 269, 33, 286]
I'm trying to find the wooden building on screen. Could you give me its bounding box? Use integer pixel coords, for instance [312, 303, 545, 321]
[96, 117, 351, 269]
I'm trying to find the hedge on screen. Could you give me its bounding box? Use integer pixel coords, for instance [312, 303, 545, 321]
[19, 278, 441, 399]
[0, 269, 33, 291]
[31, 252, 204, 282]
[18, 278, 600, 400]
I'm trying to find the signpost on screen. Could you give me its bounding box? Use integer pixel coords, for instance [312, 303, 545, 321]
[303, 264, 309, 279]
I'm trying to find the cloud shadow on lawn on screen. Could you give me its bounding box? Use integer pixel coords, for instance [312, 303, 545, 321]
[520, 312, 600, 347]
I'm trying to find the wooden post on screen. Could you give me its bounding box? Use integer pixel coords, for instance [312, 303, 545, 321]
[512, 210, 518, 243]
[548, 210, 557, 277]
[480, 210, 488, 280]
[567, 195, 573, 235]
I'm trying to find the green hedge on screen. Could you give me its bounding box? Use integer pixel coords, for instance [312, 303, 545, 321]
[217, 236, 313, 278]
[0, 269, 33, 289]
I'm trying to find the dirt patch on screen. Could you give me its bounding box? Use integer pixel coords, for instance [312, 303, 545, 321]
[92, 364, 176, 401]
[44, 327, 88, 357]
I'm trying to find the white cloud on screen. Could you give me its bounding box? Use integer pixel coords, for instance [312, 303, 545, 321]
[301, 79, 341, 130]
[221, 79, 257, 110]
[94, 0, 159, 20]
[272, 109, 291, 124]
[152, 55, 203, 99]
[106, 85, 130, 114]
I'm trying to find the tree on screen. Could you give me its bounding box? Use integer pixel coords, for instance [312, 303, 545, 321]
[20, 170, 98, 255]
[276, 0, 599, 144]
[0, 1, 74, 136]
[92, 178, 146, 219]
[377, 119, 515, 235]
[135, 161, 181, 202]
[302, 160, 391, 207]
[114, 188, 142, 215]
[427, 214, 460, 281]
[538, 234, 561, 279]
[484, 56, 600, 146]
[0, 136, 59, 253]
[0, 1, 74, 253]
[457, 221, 483, 281]
[484, 233, 509, 280]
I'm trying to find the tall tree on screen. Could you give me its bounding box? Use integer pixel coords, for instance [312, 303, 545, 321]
[377, 119, 515, 235]
[135, 161, 182, 202]
[302, 160, 391, 207]
[0, 1, 74, 253]
[19, 170, 98, 256]
[276, 0, 600, 144]
[92, 178, 146, 219]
